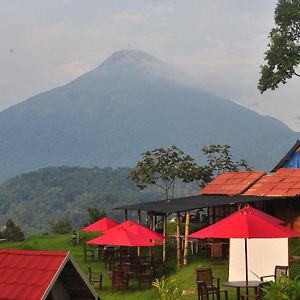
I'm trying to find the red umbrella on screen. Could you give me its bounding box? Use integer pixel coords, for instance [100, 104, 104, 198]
[115, 220, 164, 242]
[189, 205, 300, 285]
[87, 226, 155, 247]
[82, 217, 118, 233]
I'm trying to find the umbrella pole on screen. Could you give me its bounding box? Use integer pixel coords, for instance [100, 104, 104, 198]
[137, 210, 141, 256]
[245, 238, 249, 296]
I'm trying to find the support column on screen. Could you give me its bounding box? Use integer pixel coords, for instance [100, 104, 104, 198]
[163, 214, 167, 271]
[124, 209, 128, 221]
[183, 210, 190, 267]
[137, 210, 141, 256]
[176, 212, 181, 270]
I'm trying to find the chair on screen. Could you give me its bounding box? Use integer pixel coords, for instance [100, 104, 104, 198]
[138, 266, 154, 289]
[88, 266, 103, 289]
[196, 268, 220, 298]
[260, 265, 289, 282]
[210, 243, 223, 264]
[111, 270, 129, 292]
[103, 248, 115, 270]
[240, 282, 268, 300]
[83, 245, 95, 262]
[197, 280, 228, 300]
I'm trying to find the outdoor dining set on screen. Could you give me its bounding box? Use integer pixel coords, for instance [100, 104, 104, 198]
[80, 205, 300, 298]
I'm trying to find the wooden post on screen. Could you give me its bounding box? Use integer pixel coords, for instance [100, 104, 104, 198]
[149, 215, 154, 258]
[124, 209, 128, 221]
[183, 210, 190, 267]
[163, 214, 167, 269]
[137, 210, 141, 224]
[176, 212, 181, 270]
[137, 210, 141, 256]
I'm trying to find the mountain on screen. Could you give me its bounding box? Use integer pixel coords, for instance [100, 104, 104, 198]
[0, 50, 298, 182]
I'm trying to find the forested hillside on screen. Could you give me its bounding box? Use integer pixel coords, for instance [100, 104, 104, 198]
[0, 166, 197, 235]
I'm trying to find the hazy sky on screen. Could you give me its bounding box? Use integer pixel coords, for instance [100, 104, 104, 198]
[1, 0, 299, 130]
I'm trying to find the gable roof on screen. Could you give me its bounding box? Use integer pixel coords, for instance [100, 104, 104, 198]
[0, 249, 98, 300]
[271, 140, 300, 172]
[201, 171, 265, 195]
[243, 168, 300, 197]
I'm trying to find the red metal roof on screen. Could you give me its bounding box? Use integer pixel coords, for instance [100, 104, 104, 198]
[243, 168, 300, 197]
[0, 249, 68, 300]
[201, 171, 265, 195]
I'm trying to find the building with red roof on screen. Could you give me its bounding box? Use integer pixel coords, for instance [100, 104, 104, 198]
[200, 141, 300, 232]
[0, 249, 99, 300]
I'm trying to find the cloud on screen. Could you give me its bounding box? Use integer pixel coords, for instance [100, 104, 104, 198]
[154, 5, 174, 13]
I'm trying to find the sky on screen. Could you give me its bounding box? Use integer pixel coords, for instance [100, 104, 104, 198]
[1, 0, 299, 131]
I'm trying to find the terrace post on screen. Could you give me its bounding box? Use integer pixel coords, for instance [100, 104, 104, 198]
[149, 214, 154, 258]
[163, 213, 167, 272]
[176, 212, 181, 270]
[183, 210, 190, 267]
[124, 209, 128, 221]
[137, 210, 141, 256]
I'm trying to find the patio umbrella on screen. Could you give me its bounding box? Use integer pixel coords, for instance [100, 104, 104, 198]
[189, 205, 300, 285]
[115, 220, 164, 242]
[87, 226, 155, 247]
[82, 217, 118, 233]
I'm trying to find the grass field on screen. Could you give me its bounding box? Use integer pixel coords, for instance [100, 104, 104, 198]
[1, 234, 300, 299]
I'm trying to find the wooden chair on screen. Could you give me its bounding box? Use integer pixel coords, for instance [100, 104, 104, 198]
[260, 265, 289, 282]
[88, 266, 103, 289]
[138, 266, 154, 289]
[196, 268, 220, 298]
[210, 243, 223, 264]
[240, 282, 268, 300]
[111, 270, 129, 292]
[197, 280, 228, 300]
[83, 245, 95, 262]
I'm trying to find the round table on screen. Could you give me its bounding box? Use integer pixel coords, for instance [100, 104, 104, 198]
[223, 281, 261, 300]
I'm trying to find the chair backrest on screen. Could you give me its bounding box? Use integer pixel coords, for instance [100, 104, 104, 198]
[274, 265, 288, 280]
[112, 270, 125, 284]
[196, 268, 213, 286]
[196, 281, 209, 300]
[210, 243, 222, 258]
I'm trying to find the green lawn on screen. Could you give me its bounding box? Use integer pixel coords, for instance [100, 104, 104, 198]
[1, 235, 299, 300]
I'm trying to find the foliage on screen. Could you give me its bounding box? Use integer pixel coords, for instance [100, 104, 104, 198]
[201, 144, 252, 181]
[51, 220, 72, 234]
[129, 145, 211, 199]
[85, 207, 107, 226]
[130, 145, 252, 197]
[258, 0, 300, 93]
[1, 218, 24, 241]
[0, 166, 164, 234]
[152, 276, 182, 300]
[262, 274, 300, 300]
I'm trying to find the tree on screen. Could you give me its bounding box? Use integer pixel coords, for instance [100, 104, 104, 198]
[51, 220, 72, 234]
[258, 0, 300, 93]
[129, 146, 211, 199]
[201, 144, 252, 183]
[85, 207, 107, 226]
[130, 145, 252, 197]
[1, 219, 24, 241]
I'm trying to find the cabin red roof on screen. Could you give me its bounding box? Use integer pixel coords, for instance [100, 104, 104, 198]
[201, 171, 265, 195]
[0, 249, 68, 300]
[243, 168, 300, 197]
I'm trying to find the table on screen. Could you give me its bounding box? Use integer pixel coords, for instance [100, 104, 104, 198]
[223, 281, 261, 300]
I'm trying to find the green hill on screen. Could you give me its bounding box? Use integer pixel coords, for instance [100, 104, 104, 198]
[0, 166, 197, 235]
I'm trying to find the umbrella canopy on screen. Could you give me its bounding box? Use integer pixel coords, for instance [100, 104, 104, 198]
[188, 205, 299, 287]
[82, 217, 118, 232]
[189, 205, 296, 239]
[87, 226, 154, 247]
[115, 220, 164, 242]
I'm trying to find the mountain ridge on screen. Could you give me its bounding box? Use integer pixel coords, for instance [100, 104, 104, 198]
[0, 49, 297, 182]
